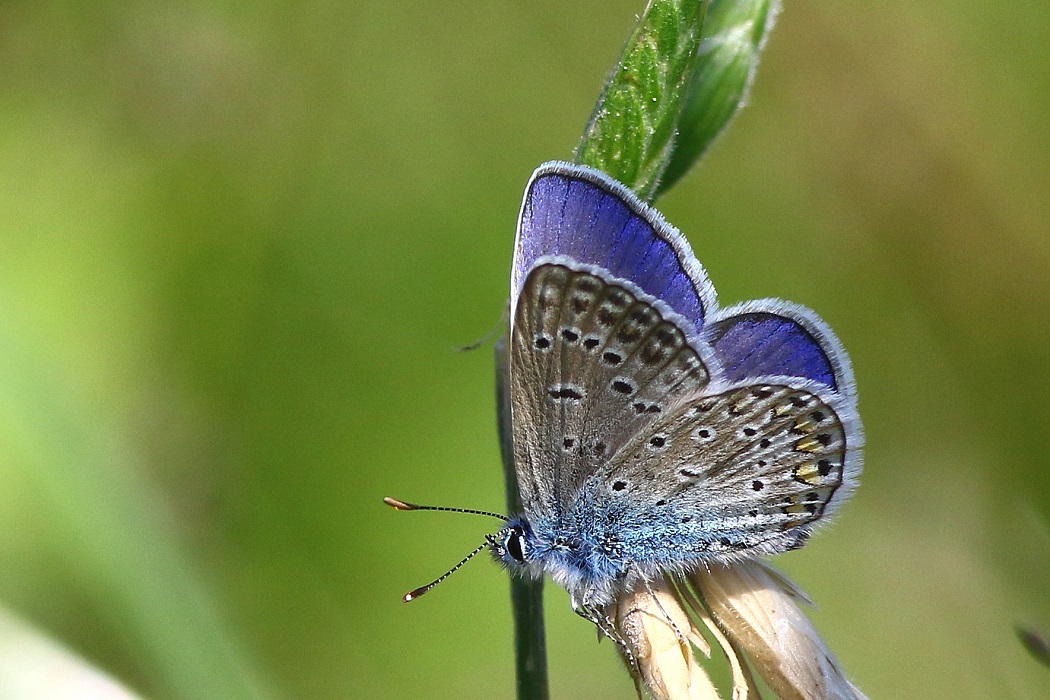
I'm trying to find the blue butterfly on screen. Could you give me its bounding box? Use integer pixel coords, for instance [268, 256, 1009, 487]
[392, 161, 861, 626]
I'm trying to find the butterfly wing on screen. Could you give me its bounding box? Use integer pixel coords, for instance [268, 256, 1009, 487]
[705, 299, 857, 394]
[509, 262, 715, 517]
[601, 379, 859, 562]
[507, 161, 862, 567]
[512, 163, 717, 336]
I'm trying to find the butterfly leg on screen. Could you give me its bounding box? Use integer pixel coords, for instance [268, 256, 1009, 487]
[573, 603, 640, 674]
[640, 575, 690, 653]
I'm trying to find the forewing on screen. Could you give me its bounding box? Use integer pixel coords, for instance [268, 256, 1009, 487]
[603, 383, 857, 559]
[512, 163, 716, 336]
[509, 262, 713, 516]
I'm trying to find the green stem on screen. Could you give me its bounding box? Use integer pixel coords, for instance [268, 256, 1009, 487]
[574, 0, 780, 201]
[495, 336, 549, 700]
[576, 0, 709, 200]
[658, 0, 780, 196]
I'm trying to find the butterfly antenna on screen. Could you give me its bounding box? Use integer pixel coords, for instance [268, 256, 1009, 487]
[383, 496, 507, 522]
[401, 534, 504, 602]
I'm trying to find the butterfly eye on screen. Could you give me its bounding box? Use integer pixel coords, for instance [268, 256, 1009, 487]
[505, 529, 526, 563]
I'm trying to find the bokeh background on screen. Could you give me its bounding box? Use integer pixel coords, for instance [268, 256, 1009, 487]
[1, 1, 1049, 698]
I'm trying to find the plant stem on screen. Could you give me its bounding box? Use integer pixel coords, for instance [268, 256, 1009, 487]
[576, 0, 709, 200]
[496, 336, 550, 700]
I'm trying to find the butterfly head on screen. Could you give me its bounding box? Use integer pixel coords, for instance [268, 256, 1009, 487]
[487, 508, 631, 608]
[489, 517, 533, 570]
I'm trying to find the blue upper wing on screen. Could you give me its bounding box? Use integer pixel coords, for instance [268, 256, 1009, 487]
[704, 301, 854, 392]
[512, 161, 856, 399]
[512, 162, 716, 337]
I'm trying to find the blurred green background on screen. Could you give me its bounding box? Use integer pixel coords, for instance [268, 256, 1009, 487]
[1, 1, 1049, 698]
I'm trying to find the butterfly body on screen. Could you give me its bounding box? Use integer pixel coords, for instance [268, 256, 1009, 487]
[494, 162, 862, 614]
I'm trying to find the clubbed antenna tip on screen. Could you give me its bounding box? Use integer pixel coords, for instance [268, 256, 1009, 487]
[403, 587, 426, 603]
[382, 497, 508, 521]
[384, 497, 416, 510]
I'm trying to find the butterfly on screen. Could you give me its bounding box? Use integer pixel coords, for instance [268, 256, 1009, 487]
[491, 161, 862, 615]
[390, 161, 861, 628]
